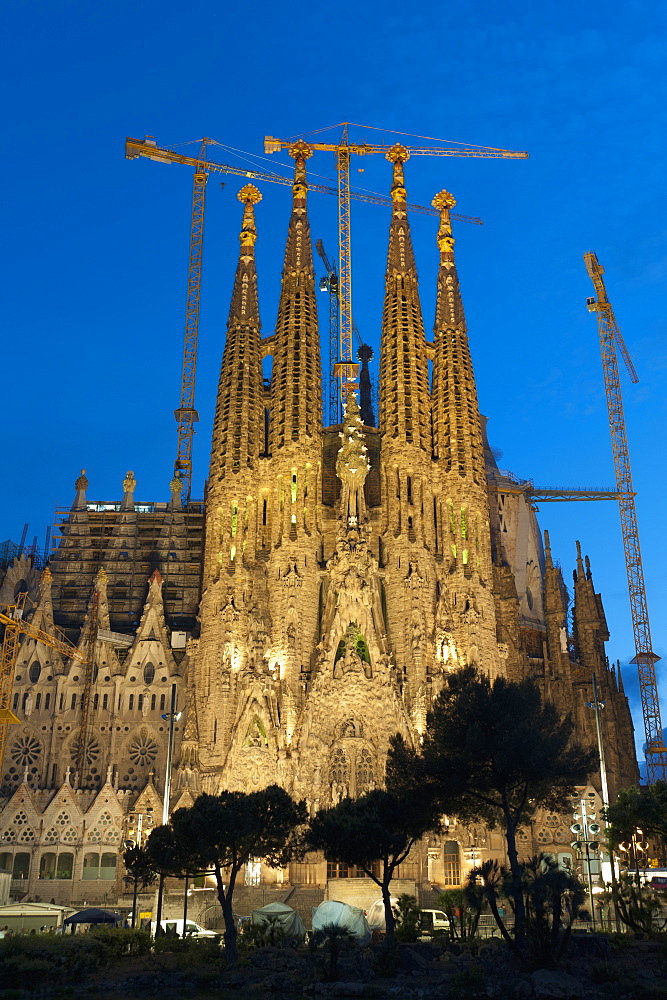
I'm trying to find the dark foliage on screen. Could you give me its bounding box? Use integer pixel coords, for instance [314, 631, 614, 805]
[145, 784, 306, 964]
[388, 666, 595, 966]
[307, 788, 441, 937]
[0, 928, 150, 988]
[606, 781, 667, 855]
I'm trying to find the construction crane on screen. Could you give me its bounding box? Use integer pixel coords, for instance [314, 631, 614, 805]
[173, 139, 210, 506]
[316, 238, 377, 425]
[125, 137, 483, 226]
[265, 124, 528, 402]
[126, 134, 485, 448]
[584, 251, 666, 784]
[315, 239, 340, 425]
[0, 594, 88, 775]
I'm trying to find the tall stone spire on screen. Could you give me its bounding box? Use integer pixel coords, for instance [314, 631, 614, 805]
[378, 145, 431, 450]
[431, 190, 485, 485]
[572, 541, 609, 672]
[269, 140, 322, 451]
[210, 184, 264, 483]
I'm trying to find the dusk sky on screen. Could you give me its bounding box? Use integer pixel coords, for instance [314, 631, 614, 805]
[3, 0, 667, 761]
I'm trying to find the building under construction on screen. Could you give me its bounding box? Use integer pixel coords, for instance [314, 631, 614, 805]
[0, 138, 640, 912]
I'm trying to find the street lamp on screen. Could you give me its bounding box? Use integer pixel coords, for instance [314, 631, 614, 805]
[154, 684, 181, 935]
[570, 792, 602, 930]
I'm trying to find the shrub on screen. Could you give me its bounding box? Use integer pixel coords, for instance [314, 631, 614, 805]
[449, 961, 486, 998]
[152, 935, 222, 964]
[0, 935, 106, 988]
[394, 894, 420, 943]
[88, 926, 151, 958]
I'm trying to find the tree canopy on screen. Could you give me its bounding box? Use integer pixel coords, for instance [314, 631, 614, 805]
[388, 666, 596, 965]
[145, 785, 306, 961]
[606, 781, 667, 855]
[307, 788, 441, 937]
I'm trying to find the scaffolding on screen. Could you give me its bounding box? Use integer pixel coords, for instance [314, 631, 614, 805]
[49, 500, 204, 639]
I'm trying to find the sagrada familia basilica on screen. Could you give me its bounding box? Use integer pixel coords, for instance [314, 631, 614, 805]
[0, 140, 637, 912]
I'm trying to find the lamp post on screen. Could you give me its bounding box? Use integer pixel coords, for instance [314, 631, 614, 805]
[123, 806, 154, 928]
[570, 792, 602, 930]
[155, 684, 181, 935]
[586, 674, 620, 929]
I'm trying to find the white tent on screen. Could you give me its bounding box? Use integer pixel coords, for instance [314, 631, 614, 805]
[250, 901, 306, 942]
[366, 896, 398, 931]
[312, 899, 371, 945]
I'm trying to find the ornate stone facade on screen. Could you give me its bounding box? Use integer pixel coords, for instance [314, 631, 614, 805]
[0, 146, 637, 909]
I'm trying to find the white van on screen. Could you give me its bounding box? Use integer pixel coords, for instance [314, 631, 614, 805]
[419, 909, 451, 936]
[153, 918, 221, 940]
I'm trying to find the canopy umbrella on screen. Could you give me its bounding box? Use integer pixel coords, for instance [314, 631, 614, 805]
[64, 907, 123, 927]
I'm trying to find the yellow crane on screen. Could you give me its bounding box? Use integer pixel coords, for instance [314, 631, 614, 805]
[584, 251, 666, 784]
[265, 123, 528, 400]
[0, 591, 89, 774]
[126, 133, 486, 466]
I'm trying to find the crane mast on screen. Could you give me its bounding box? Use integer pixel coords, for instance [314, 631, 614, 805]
[315, 239, 340, 424]
[336, 123, 356, 394]
[584, 251, 667, 784]
[126, 132, 485, 465]
[265, 124, 527, 403]
[174, 139, 210, 505]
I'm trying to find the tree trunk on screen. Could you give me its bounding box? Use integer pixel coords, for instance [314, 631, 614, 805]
[503, 803, 529, 966]
[214, 865, 238, 964]
[382, 879, 395, 938]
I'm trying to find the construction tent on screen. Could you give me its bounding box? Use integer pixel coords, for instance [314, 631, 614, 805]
[312, 899, 371, 945]
[250, 901, 306, 942]
[366, 896, 398, 931]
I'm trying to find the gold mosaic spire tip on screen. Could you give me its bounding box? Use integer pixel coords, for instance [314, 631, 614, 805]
[237, 184, 261, 247]
[289, 139, 312, 196]
[432, 189, 457, 261]
[386, 143, 410, 207]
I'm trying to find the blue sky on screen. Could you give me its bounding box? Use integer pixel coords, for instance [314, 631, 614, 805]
[3, 0, 667, 762]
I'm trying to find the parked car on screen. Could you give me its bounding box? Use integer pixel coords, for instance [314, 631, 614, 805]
[152, 918, 221, 939]
[419, 909, 451, 936]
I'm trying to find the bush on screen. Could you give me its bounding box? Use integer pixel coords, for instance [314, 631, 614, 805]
[449, 962, 486, 998]
[0, 926, 152, 988]
[0, 935, 105, 988]
[394, 894, 420, 943]
[88, 926, 151, 958]
[239, 914, 292, 949]
[152, 935, 222, 964]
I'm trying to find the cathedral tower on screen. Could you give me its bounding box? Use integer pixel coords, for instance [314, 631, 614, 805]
[0, 145, 639, 909]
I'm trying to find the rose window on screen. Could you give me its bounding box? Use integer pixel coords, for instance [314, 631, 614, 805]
[70, 737, 100, 767]
[11, 735, 42, 767]
[128, 733, 158, 767]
